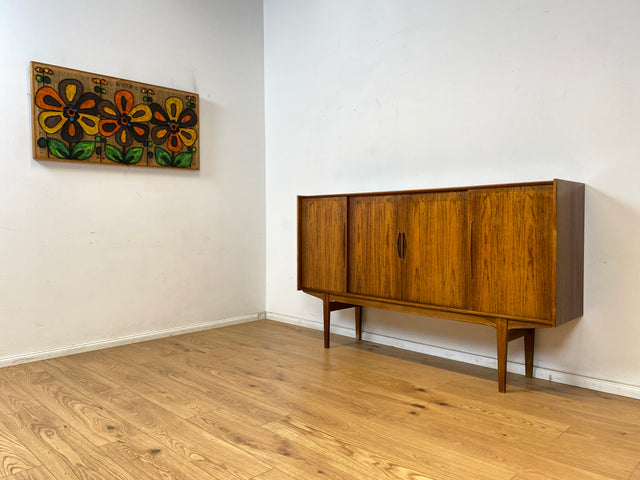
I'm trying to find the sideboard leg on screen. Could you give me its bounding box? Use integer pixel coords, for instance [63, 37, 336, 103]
[496, 319, 508, 393]
[524, 329, 535, 378]
[323, 296, 330, 348]
[355, 306, 362, 340]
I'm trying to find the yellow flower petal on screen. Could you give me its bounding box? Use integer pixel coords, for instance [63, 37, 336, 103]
[38, 111, 65, 133]
[102, 105, 118, 117]
[129, 104, 152, 122]
[178, 128, 197, 147]
[77, 114, 100, 135]
[165, 97, 183, 121]
[64, 83, 77, 103]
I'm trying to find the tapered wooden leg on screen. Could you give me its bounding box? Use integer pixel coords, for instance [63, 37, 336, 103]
[323, 296, 330, 348]
[524, 329, 535, 378]
[355, 306, 362, 340]
[496, 319, 508, 393]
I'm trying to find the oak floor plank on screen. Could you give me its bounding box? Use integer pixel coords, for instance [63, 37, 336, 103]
[354, 375, 569, 442]
[439, 380, 640, 453]
[154, 345, 372, 402]
[0, 381, 41, 418]
[249, 468, 299, 480]
[186, 407, 398, 480]
[187, 386, 515, 480]
[8, 405, 138, 480]
[1, 320, 639, 480]
[2, 363, 139, 447]
[78, 355, 218, 419]
[436, 378, 640, 452]
[542, 427, 640, 477]
[135, 357, 290, 425]
[40, 357, 118, 395]
[103, 336, 299, 403]
[265, 415, 474, 480]
[5, 466, 56, 480]
[438, 376, 640, 428]
[92, 387, 274, 479]
[99, 433, 224, 480]
[434, 380, 640, 477]
[258, 379, 614, 480]
[0, 418, 41, 478]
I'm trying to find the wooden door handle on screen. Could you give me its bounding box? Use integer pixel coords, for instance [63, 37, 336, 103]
[402, 233, 407, 259]
[469, 220, 473, 278]
[396, 232, 403, 258]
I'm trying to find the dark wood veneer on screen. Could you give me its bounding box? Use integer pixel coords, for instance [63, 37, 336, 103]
[298, 179, 585, 392]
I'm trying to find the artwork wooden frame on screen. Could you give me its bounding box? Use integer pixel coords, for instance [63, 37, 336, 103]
[30, 61, 199, 169]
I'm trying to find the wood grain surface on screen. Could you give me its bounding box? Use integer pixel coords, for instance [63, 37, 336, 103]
[298, 196, 348, 293]
[0, 320, 638, 480]
[469, 185, 555, 321]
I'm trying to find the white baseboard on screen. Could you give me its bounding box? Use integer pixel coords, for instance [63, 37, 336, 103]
[0, 313, 260, 368]
[265, 312, 640, 400]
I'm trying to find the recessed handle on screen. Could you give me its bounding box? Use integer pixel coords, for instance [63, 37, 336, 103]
[469, 220, 473, 278]
[396, 232, 403, 258]
[402, 233, 407, 259]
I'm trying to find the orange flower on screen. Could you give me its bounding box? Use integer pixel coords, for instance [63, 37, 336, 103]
[35, 79, 100, 142]
[97, 90, 151, 147]
[149, 97, 197, 152]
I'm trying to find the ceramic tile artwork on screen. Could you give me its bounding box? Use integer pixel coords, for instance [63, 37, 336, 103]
[30, 62, 199, 169]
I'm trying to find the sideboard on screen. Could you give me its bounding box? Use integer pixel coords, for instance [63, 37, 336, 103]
[297, 179, 584, 392]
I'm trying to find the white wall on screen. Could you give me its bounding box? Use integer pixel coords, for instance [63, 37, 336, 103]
[0, 0, 265, 362]
[264, 0, 640, 397]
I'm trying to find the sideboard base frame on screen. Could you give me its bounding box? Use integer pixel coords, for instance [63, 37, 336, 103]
[308, 291, 542, 393]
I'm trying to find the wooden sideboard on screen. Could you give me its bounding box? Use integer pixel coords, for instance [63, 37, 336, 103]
[297, 179, 585, 392]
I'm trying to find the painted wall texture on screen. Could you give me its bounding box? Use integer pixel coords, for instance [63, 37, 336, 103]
[264, 0, 640, 396]
[0, 0, 266, 360]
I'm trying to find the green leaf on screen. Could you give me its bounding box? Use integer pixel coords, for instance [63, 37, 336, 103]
[71, 141, 95, 160]
[105, 145, 123, 163]
[48, 138, 70, 159]
[173, 152, 192, 168]
[154, 147, 172, 167]
[124, 147, 143, 165]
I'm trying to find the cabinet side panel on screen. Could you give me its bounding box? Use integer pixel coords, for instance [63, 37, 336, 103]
[469, 185, 555, 322]
[298, 197, 347, 292]
[555, 180, 585, 325]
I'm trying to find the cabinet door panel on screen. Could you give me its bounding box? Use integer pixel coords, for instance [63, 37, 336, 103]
[298, 197, 347, 292]
[469, 186, 555, 321]
[348, 196, 402, 299]
[401, 192, 468, 308]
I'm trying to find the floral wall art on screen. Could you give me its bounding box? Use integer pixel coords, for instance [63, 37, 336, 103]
[30, 62, 199, 169]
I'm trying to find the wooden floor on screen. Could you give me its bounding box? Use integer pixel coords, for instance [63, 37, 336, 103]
[0, 320, 639, 480]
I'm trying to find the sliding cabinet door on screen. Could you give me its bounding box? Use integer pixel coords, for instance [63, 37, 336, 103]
[348, 195, 402, 300]
[469, 186, 555, 321]
[401, 192, 469, 308]
[298, 196, 347, 293]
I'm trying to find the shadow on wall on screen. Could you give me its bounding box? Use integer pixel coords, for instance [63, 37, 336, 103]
[534, 183, 640, 376]
[331, 307, 496, 359]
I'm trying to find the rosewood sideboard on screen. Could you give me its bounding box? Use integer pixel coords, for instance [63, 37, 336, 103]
[297, 179, 585, 392]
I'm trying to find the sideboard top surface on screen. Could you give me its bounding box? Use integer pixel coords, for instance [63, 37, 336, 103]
[297, 179, 581, 199]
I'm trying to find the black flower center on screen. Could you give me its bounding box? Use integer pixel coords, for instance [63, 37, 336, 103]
[168, 121, 179, 132]
[119, 114, 131, 127]
[64, 104, 77, 121]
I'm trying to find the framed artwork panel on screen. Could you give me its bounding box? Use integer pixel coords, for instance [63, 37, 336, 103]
[31, 61, 200, 170]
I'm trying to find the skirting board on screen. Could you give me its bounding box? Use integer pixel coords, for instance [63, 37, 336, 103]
[0, 313, 261, 368]
[265, 311, 640, 401]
